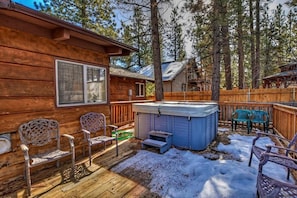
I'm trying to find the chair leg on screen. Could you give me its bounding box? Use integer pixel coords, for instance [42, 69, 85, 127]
[248, 151, 253, 166]
[25, 161, 31, 196]
[72, 151, 75, 176]
[231, 121, 234, 131]
[287, 168, 291, 180]
[116, 133, 119, 156]
[248, 121, 251, 134]
[88, 145, 92, 165]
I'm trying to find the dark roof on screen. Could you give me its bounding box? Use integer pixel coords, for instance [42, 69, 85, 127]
[110, 66, 154, 81]
[0, 1, 137, 56]
[263, 70, 297, 80]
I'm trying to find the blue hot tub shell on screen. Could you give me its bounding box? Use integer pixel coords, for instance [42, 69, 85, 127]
[133, 101, 218, 151]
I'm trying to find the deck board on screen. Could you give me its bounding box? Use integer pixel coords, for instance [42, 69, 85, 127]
[7, 138, 160, 198]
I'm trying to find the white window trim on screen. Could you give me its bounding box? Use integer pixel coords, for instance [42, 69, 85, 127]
[136, 82, 145, 97]
[55, 59, 107, 107]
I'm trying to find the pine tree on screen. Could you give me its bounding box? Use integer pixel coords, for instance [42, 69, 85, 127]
[236, 0, 245, 89]
[35, 0, 118, 39]
[221, 0, 232, 90]
[211, 0, 221, 101]
[114, 6, 152, 71]
[164, 7, 186, 61]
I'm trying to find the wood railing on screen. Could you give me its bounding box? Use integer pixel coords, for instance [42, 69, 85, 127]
[110, 99, 297, 141]
[273, 103, 297, 140]
[110, 100, 153, 126]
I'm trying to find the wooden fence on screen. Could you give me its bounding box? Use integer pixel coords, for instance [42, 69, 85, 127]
[218, 102, 273, 123]
[111, 89, 297, 140]
[163, 88, 297, 103]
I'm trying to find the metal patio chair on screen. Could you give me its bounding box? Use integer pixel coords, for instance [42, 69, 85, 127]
[18, 118, 75, 196]
[257, 152, 297, 197]
[249, 131, 297, 180]
[80, 112, 118, 165]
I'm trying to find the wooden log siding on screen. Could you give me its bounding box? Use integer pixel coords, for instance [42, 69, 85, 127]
[0, 26, 114, 190]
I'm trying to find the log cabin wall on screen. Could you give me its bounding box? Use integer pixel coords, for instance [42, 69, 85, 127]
[0, 26, 113, 191]
[110, 76, 146, 101]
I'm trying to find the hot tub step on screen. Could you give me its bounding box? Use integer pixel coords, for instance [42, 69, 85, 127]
[142, 139, 167, 148]
[142, 131, 172, 154]
[142, 139, 170, 154]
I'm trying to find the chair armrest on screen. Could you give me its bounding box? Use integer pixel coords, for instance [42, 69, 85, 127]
[61, 134, 75, 149]
[266, 145, 297, 155]
[107, 124, 118, 130]
[62, 134, 74, 140]
[260, 152, 297, 170]
[20, 144, 28, 152]
[82, 129, 91, 140]
[82, 129, 90, 134]
[107, 125, 119, 139]
[255, 131, 289, 142]
[20, 144, 30, 161]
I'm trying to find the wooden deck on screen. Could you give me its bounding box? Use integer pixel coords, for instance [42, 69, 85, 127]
[7, 138, 160, 198]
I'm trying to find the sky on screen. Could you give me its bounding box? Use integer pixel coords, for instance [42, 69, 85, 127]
[13, 0, 41, 9]
[111, 128, 295, 198]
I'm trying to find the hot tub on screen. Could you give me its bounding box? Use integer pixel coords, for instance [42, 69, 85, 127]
[133, 101, 218, 150]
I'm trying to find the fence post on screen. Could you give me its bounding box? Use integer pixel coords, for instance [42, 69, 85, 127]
[247, 88, 250, 102]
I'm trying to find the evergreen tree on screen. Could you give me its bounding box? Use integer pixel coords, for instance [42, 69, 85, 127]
[116, 0, 170, 101]
[35, 0, 118, 39]
[184, 1, 213, 87]
[211, 0, 221, 101]
[221, 0, 232, 90]
[164, 7, 186, 61]
[236, 0, 245, 89]
[115, 6, 152, 71]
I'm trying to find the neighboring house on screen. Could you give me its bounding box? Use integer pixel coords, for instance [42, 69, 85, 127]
[263, 62, 297, 88]
[110, 65, 153, 101]
[139, 59, 211, 92]
[0, 2, 135, 194]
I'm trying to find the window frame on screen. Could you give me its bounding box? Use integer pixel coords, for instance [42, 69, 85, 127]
[55, 59, 107, 107]
[135, 82, 145, 97]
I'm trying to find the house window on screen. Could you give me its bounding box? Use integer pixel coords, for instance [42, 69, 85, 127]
[56, 60, 106, 107]
[136, 82, 145, 97]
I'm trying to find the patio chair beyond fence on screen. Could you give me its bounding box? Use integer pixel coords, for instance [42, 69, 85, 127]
[231, 109, 252, 133]
[257, 152, 297, 197]
[18, 118, 75, 196]
[80, 112, 118, 165]
[249, 131, 297, 180]
[250, 110, 269, 132]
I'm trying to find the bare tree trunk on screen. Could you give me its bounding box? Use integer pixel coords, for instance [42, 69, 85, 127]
[255, 0, 260, 88]
[211, 0, 221, 101]
[237, 0, 244, 89]
[221, 0, 232, 90]
[151, 0, 163, 101]
[250, 0, 256, 88]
